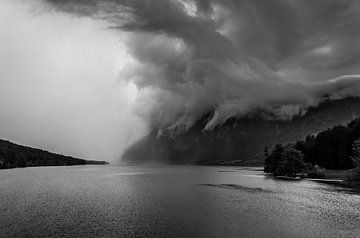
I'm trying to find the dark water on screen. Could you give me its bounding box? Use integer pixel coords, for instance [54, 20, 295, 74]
[0, 165, 359, 238]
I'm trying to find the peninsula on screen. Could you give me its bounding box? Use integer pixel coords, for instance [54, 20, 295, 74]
[0, 139, 108, 169]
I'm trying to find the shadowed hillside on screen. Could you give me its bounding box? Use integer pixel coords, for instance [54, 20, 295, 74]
[123, 97, 360, 165]
[0, 140, 108, 169]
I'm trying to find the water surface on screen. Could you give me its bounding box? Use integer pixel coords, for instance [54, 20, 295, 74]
[0, 165, 359, 237]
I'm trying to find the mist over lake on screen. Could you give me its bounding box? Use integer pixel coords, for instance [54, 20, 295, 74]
[2, 0, 360, 237]
[1, 165, 359, 238]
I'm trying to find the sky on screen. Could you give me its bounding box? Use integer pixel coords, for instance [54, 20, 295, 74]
[1, 0, 360, 161]
[0, 0, 146, 161]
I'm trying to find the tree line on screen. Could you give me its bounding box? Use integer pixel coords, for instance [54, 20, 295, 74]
[0, 139, 107, 169]
[264, 118, 360, 179]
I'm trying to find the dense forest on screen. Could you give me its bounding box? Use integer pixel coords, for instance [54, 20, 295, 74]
[264, 118, 360, 182]
[0, 139, 108, 169]
[123, 97, 360, 165]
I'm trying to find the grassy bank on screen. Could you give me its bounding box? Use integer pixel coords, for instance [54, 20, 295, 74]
[306, 169, 360, 189]
[322, 170, 349, 180]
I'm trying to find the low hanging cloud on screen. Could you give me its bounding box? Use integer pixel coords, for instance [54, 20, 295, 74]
[43, 0, 360, 134]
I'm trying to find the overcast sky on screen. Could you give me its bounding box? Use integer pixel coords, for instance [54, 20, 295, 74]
[1, 0, 360, 161]
[0, 0, 146, 161]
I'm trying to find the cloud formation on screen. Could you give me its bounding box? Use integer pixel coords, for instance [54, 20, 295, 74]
[42, 0, 360, 133]
[0, 0, 147, 161]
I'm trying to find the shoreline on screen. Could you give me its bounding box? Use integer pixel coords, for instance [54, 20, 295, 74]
[0, 161, 109, 170]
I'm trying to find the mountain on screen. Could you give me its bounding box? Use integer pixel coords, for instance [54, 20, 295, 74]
[0, 139, 108, 169]
[122, 97, 360, 166]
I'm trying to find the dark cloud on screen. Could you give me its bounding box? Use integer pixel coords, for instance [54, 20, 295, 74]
[43, 0, 360, 132]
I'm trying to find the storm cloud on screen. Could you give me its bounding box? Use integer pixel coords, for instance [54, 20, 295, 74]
[29, 0, 360, 133]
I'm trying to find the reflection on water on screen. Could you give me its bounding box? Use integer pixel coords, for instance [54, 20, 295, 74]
[0, 165, 359, 238]
[199, 184, 274, 193]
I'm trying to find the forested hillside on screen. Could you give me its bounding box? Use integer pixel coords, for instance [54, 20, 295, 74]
[123, 97, 360, 165]
[0, 139, 108, 169]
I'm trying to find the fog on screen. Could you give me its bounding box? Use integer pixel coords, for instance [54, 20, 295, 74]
[0, 0, 147, 161]
[2, 0, 360, 161]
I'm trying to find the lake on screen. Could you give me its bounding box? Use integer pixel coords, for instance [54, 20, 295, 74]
[0, 165, 359, 237]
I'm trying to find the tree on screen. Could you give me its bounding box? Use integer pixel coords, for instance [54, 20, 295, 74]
[351, 138, 360, 166]
[263, 146, 270, 172]
[311, 126, 353, 169]
[274, 145, 306, 177]
[348, 139, 360, 182]
[264, 144, 284, 173]
[295, 139, 314, 164]
[264, 144, 306, 177]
